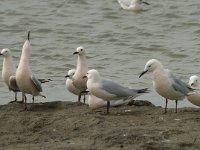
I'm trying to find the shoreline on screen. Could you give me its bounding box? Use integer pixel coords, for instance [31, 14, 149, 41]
[0, 100, 200, 150]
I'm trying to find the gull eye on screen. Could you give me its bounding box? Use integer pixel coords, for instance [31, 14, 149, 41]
[80, 49, 83, 51]
[148, 65, 151, 68]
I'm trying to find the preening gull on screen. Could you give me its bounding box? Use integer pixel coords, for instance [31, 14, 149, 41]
[65, 69, 81, 96]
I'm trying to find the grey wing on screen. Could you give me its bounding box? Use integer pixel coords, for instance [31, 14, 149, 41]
[31, 76, 43, 92]
[168, 71, 191, 95]
[101, 79, 138, 98]
[9, 76, 20, 92]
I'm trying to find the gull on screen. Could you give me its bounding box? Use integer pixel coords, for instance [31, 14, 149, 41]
[139, 59, 193, 113]
[73, 46, 88, 103]
[0, 48, 21, 102]
[118, 0, 150, 11]
[84, 69, 149, 114]
[187, 75, 200, 106]
[65, 69, 81, 96]
[16, 31, 45, 110]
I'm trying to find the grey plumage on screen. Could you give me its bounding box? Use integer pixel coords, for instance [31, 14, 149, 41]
[101, 79, 148, 99]
[31, 76, 43, 92]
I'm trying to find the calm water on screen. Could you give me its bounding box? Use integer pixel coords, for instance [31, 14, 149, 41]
[0, 0, 200, 108]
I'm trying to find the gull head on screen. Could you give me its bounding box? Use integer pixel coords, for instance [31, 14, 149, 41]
[189, 75, 200, 88]
[65, 69, 76, 78]
[84, 69, 100, 80]
[0, 48, 12, 57]
[73, 46, 86, 55]
[139, 59, 163, 78]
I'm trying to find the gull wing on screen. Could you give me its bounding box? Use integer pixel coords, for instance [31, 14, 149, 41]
[31, 76, 43, 92]
[166, 69, 192, 95]
[9, 75, 20, 92]
[100, 79, 139, 98]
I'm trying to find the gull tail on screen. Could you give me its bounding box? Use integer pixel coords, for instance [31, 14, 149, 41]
[137, 88, 150, 94]
[130, 88, 149, 99]
[39, 94, 46, 98]
[38, 78, 52, 84]
[81, 90, 89, 95]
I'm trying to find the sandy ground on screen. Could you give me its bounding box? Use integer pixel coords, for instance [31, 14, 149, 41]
[0, 100, 200, 150]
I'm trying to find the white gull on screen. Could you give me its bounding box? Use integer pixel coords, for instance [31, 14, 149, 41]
[187, 75, 200, 106]
[84, 69, 148, 114]
[139, 59, 193, 113]
[16, 31, 45, 110]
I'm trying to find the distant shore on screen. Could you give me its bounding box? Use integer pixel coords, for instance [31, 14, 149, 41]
[0, 100, 200, 150]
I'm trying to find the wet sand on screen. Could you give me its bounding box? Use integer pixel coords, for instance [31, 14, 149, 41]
[0, 100, 200, 150]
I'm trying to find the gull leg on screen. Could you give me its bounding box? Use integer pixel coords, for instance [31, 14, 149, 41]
[83, 95, 86, 104]
[164, 98, 168, 114]
[32, 96, 35, 104]
[175, 100, 178, 113]
[17, 93, 25, 104]
[24, 94, 28, 110]
[15, 92, 17, 101]
[78, 93, 81, 103]
[106, 101, 110, 114]
[9, 92, 18, 103]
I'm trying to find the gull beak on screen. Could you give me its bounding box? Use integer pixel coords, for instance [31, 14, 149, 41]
[142, 1, 150, 5]
[83, 75, 87, 79]
[27, 31, 30, 41]
[0, 53, 3, 55]
[139, 70, 148, 78]
[73, 52, 79, 55]
[65, 75, 70, 78]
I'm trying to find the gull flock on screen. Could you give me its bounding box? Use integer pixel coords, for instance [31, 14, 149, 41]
[0, 31, 199, 114]
[0, 2, 199, 114]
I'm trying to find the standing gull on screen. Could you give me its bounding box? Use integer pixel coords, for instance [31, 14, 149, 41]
[118, 0, 150, 11]
[73, 46, 88, 103]
[187, 75, 200, 106]
[84, 69, 148, 114]
[0, 48, 21, 102]
[16, 31, 45, 110]
[139, 59, 192, 113]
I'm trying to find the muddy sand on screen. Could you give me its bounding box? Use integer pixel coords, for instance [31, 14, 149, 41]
[0, 100, 200, 150]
